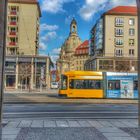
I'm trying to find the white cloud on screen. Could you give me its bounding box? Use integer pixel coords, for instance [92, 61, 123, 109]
[41, 0, 75, 14]
[51, 55, 59, 63]
[39, 42, 47, 51]
[40, 24, 59, 31]
[52, 48, 61, 54]
[41, 31, 57, 41]
[79, 0, 136, 21]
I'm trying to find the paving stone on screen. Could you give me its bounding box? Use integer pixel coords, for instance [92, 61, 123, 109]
[56, 121, 69, 127]
[67, 121, 81, 127]
[119, 120, 137, 127]
[2, 128, 20, 135]
[44, 120, 56, 127]
[16, 127, 107, 140]
[78, 120, 91, 127]
[106, 137, 137, 140]
[120, 127, 140, 139]
[97, 127, 123, 133]
[108, 120, 128, 127]
[2, 134, 17, 139]
[5, 121, 21, 128]
[103, 132, 130, 137]
[18, 120, 32, 128]
[88, 120, 104, 128]
[31, 120, 44, 128]
[98, 121, 114, 127]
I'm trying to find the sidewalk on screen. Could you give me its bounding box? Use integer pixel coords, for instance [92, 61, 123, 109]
[1, 119, 139, 140]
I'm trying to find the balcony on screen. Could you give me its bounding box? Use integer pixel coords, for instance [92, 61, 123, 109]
[9, 22, 17, 26]
[9, 32, 16, 36]
[9, 42, 16, 46]
[10, 11, 17, 15]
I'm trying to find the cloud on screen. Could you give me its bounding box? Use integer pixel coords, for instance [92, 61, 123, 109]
[39, 42, 47, 51]
[41, 0, 75, 14]
[40, 24, 59, 31]
[79, 0, 136, 21]
[50, 55, 59, 63]
[41, 31, 57, 41]
[52, 48, 61, 55]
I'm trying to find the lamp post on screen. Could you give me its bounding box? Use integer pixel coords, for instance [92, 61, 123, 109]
[136, 0, 140, 127]
[0, 0, 7, 126]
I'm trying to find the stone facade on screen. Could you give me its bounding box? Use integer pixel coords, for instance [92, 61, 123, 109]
[57, 18, 82, 75]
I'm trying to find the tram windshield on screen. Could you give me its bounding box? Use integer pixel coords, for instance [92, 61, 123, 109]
[61, 75, 67, 90]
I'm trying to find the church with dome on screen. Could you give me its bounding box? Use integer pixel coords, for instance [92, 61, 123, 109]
[57, 18, 89, 75]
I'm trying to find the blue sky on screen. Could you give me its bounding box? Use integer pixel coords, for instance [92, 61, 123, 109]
[38, 0, 136, 62]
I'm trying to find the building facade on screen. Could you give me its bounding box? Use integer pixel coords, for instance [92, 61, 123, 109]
[57, 18, 82, 75]
[74, 40, 89, 71]
[5, 0, 53, 91]
[5, 55, 52, 90]
[7, 0, 41, 55]
[85, 6, 138, 72]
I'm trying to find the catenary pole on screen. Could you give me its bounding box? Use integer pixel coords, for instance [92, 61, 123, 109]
[0, 0, 7, 126]
[136, 0, 140, 127]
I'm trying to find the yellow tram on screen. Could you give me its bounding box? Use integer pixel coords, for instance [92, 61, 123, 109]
[59, 71, 104, 98]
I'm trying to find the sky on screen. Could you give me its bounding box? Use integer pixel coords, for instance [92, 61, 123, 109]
[38, 0, 136, 63]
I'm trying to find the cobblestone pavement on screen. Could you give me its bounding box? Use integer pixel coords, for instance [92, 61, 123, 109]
[0, 119, 139, 140]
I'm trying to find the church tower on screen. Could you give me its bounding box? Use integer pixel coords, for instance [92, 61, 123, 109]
[70, 18, 77, 35]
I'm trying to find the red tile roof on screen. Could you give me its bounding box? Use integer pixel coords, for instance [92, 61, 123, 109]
[75, 40, 89, 55]
[106, 6, 137, 15]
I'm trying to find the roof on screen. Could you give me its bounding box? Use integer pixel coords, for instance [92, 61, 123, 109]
[75, 40, 89, 55]
[8, 0, 37, 3]
[106, 6, 137, 15]
[8, 0, 42, 17]
[71, 18, 77, 25]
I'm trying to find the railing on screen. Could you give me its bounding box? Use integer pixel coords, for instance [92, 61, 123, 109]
[9, 42, 16, 46]
[9, 32, 16, 35]
[9, 22, 17, 25]
[10, 11, 17, 15]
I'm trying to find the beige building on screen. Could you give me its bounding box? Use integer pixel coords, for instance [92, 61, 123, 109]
[74, 40, 89, 71]
[85, 6, 138, 72]
[5, 0, 53, 91]
[57, 18, 82, 74]
[7, 0, 41, 55]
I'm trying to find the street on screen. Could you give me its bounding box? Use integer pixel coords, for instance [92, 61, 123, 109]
[3, 103, 138, 120]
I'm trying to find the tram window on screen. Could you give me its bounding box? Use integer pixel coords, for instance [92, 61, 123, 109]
[134, 81, 138, 90]
[69, 79, 74, 89]
[69, 79, 102, 89]
[108, 80, 120, 90]
[61, 75, 67, 90]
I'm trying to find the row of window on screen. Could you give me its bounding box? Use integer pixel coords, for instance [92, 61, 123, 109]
[115, 49, 135, 56]
[115, 28, 135, 36]
[69, 80, 102, 89]
[115, 39, 135, 46]
[115, 18, 135, 26]
[75, 49, 88, 55]
[8, 6, 19, 12]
